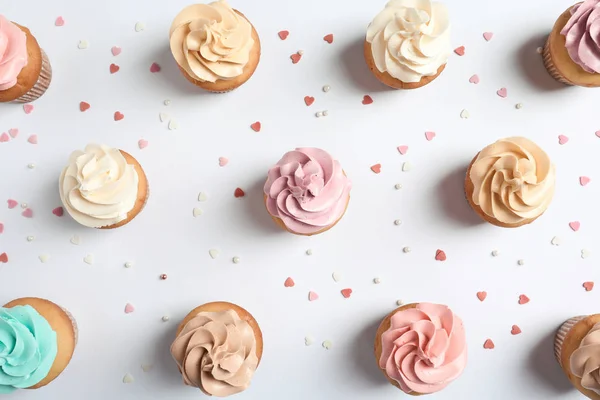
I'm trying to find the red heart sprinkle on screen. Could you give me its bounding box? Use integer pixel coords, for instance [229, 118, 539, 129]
[284, 277, 295, 287]
[278, 30, 289, 40]
[22, 208, 33, 218]
[518, 294, 530, 305]
[454, 46, 465, 56]
[291, 53, 302, 64]
[234, 188, 245, 198]
[109, 63, 120, 74]
[584, 281, 594, 291]
[304, 96, 315, 106]
[483, 339, 495, 349]
[476, 291, 487, 302]
[7, 199, 18, 209]
[250, 121, 261, 132]
[0, 253, 7, 263]
[511, 325, 522, 335]
[114, 111, 124, 121]
[362, 95, 373, 105]
[435, 249, 447, 261]
[341, 288, 352, 298]
[52, 207, 64, 217]
[150, 62, 161, 73]
[323, 34, 334, 44]
[80, 102, 91, 112]
[370, 164, 381, 174]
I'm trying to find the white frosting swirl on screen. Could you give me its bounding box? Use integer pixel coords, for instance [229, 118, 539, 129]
[59, 144, 139, 228]
[366, 0, 451, 83]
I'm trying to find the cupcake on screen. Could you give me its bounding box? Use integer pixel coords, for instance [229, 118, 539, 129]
[364, 0, 451, 89]
[465, 137, 556, 228]
[555, 314, 600, 399]
[59, 144, 149, 229]
[543, 0, 600, 87]
[0, 297, 77, 393]
[171, 301, 263, 397]
[0, 15, 52, 103]
[374, 303, 467, 395]
[169, 0, 261, 93]
[264, 148, 352, 236]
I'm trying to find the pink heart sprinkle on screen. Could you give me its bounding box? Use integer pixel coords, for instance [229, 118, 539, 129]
[8, 128, 18, 138]
[218, 157, 229, 167]
[483, 32, 494, 41]
[569, 221, 581, 231]
[425, 131, 436, 141]
[397, 145, 408, 155]
[52, 207, 64, 217]
[150, 62, 161, 73]
[558, 135, 569, 145]
[284, 277, 295, 287]
[511, 325, 522, 335]
[0, 223, 4, 234]
[7, 199, 18, 209]
[496, 87, 507, 98]
[138, 139, 148, 150]
[23, 104, 34, 114]
[124, 303, 135, 314]
[27, 135, 38, 144]
[518, 294, 530, 305]
[55, 16, 65, 26]
[596, 131, 600, 138]
[0, 133, 8, 143]
[469, 74, 480, 84]
[111, 46, 122, 56]
[308, 291, 319, 301]
[483, 339, 495, 349]
[22, 208, 33, 218]
[584, 282, 594, 292]
[476, 291, 487, 302]
[580, 176, 591, 186]
[454, 46, 465, 56]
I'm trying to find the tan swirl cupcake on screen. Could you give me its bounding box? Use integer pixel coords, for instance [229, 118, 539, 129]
[171, 302, 263, 397]
[465, 137, 556, 228]
[1, 298, 77, 393]
[59, 144, 149, 229]
[543, 1, 600, 87]
[555, 314, 600, 399]
[0, 15, 52, 103]
[169, 0, 261, 93]
[364, 0, 451, 89]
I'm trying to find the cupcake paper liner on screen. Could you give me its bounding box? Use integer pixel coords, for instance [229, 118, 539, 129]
[542, 38, 573, 86]
[60, 306, 79, 346]
[555, 316, 586, 366]
[15, 49, 52, 103]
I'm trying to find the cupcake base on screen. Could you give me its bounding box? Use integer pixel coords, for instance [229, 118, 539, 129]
[363, 40, 445, 89]
[543, 7, 600, 87]
[3, 298, 77, 390]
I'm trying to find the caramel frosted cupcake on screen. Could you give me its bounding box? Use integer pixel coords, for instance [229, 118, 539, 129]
[171, 302, 263, 397]
[0, 297, 77, 393]
[364, 0, 451, 89]
[555, 314, 600, 399]
[59, 144, 149, 229]
[375, 303, 467, 395]
[543, 0, 600, 87]
[169, 0, 261, 92]
[0, 15, 52, 103]
[264, 148, 351, 236]
[465, 137, 556, 228]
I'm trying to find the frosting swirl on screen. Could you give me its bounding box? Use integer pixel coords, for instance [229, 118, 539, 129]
[264, 148, 351, 235]
[469, 137, 555, 225]
[169, 0, 255, 82]
[0, 15, 27, 91]
[0, 305, 58, 394]
[561, 0, 600, 74]
[366, 0, 451, 83]
[379, 303, 467, 394]
[170, 310, 258, 397]
[59, 144, 139, 228]
[570, 322, 600, 394]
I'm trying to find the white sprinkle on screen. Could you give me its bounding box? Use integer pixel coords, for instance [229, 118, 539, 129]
[77, 40, 89, 49]
[582, 249, 591, 259]
[402, 162, 412, 172]
[141, 364, 153, 373]
[491, 250, 499, 257]
[84, 254, 94, 265]
[27, 163, 35, 169]
[322, 110, 329, 116]
[396, 299, 404, 306]
[70, 235, 81, 245]
[161, 315, 170, 322]
[515, 103, 523, 109]
[232, 256, 240, 264]
[38, 254, 50, 263]
[305, 335, 314, 346]
[394, 219, 402, 226]
[134, 22, 145, 32]
[551, 236, 562, 246]
[168, 119, 179, 130]
[373, 277, 381, 284]
[193, 208, 203, 217]
[26, 236, 34, 242]
[298, 50, 304, 55]
[209, 249, 220, 259]
[20, 203, 27, 209]
[322, 340, 332, 350]
[124, 261, 133, 268]
[306, 249, 313, 256]
[395, 183, 402, 190]
[159, 112, 169, 122]
[460, 109, 470, 119]
[517, 259, 525, 266]
[403, 247, 411, 253]
[332, 271, 342, 282]
[198, 192, 208, 202]
[122, 373, 134, 384]
[315, 111, 323, 118]
[322, 85, 331, 92]
[536, 46, 543, 54]
[164, 99, 171, 106]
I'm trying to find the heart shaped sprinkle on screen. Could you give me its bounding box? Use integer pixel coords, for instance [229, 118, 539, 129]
[0, 133, 8, 143]
[83, 254, 94, 264]
[291, 53, 302, 64]
[551, 236, 562, 246]
[0, 223, 4, 234]
[168, 120, 179, 130]
[580, 176, 591, 186]
[518, 294, 530, 305]
[460, 109, 470, 119]
[114, 111, 124, 121]
[23, 104, 34, 114]
[124, 303, 135, 314]
[483, 339, 495, 349]
[323, 34, 334, 44]
[150, 62, 161, 73]
[22, 208, 33, 218]
[77, 40, 89, 49]
[569, 221, 581, 231]
[138, 139, 148, 150]
[38, 254, 50, 263]
[192, 208, 203, 217]
[558, 134, 569, 145]
[208, 249, 220, 259]
[284, 277, 295, 287]
[134, 22, 145, 32]
[454, 46, 465, 56]
[435, 249, 447, 261]
[304, 335, 314, 346]
[55, 16, 65, 26]
[141, 364, 153, 373]
[402, 162, 412, 172]
[362, 95, 373, 105]
[80, 102, 91, 112]
[0, 253, 8, 263]
[70, 235, 81, 245]
[159, 113, 169, 122]
[496, 87, 507, 98]
[122, 372, 134, 383]
[218, 157, 229, 167]
[111, 46, 122, 56]
[469, 74, 480, 84]
[27, 135, 38, 144]
[425, 131, 436, 141]
[198, 192, 208, 202]
[234, 188, 245, 198]
[278, 30, 289, 40]
[308, 291, 319, 301]
[582, 249, 591, 259]
[8, 128, 18, 138]
[7, 199, 18, 209]
[304, 96, 315, 106]
[341, 288, 352, 298]
[109, 63, 120, 74]
[250, 121, 261, 132]
[476, 291, 487, 302]
[483, 32, 494, 41]
[511, 325, 522, 335]
[596, 131, 600, 138]
[397, 145, 408, 155]
[584, 281, 594, 291]
[52, 207, 64, 217]
[370, 164, 381, 174]
[322, 340, 332, 350]
[332, 271, 342, 282]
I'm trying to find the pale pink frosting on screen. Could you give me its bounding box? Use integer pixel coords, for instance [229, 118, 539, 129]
[0, 15, 27, 91]
[379, 303, 467, 394]
[561, 0, 600, 73]
[570, 321, 600, 394]
[264, 148, 351, 235]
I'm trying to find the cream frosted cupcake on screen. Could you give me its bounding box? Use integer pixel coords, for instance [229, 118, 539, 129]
[264, 148, 351, 236]
[465, 137, 556, 228]
[0, 15, 52, 103]
[1, 298, 77, 393]
[169, 0, 261, 93]
[543, 0, 600, 87]
[364, 0, 451, 89]
[374, 303, 467, 395]
[555, 314, 600, 399]
[171, 302, 263, 397]
[59, 144, 149, 229]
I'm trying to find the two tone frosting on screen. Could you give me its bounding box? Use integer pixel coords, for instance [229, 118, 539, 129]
[0, 15, 28, 91]
[0, 305, 58, 394]
[570, 321, 600, 394]
[561, 0, 600, 74]
[379, 303, 467, 394]
[366, 0, 451, 83]
[264, 148, 351, 235]
[169, 0, 255, 83]
[59, 144, 139, 228]
[171, 310, 258, 397]
[469, 137, 555, 225]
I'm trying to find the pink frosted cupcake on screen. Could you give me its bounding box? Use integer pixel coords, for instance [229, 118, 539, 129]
[374, 303, 468, 395]
[263, 148, 351, 236]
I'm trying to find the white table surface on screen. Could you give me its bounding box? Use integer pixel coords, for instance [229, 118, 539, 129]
[1, 0, 598, 398]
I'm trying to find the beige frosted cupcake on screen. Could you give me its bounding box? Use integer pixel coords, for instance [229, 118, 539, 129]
[465, 137, 556, 228]
[555, 315, 600, 399]
[169, 0, 261, 93]
[1, 297, 77, 393]
[171, 301, 263, 397]
[59, 144, 149, 229]
[364, 0, 451, 89]
[0, 15, 52, 103]
[543, 1, 600, 87]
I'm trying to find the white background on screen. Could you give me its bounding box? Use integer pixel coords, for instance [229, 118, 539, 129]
[0, 0, 599, 399]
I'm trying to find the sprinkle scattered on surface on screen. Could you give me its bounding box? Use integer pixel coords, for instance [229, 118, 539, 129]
[584, 282, 594, 291]
[232, 256, 240, 264]
[55, 16, 65, 26]
[496, 88, 507, 98]
[396, 300, 404, 306]
[162, 316, 170, 322]
[284, 277, 295, 287]
[394, 219, 402, 226]
[84, 254, 94, 265]
[477, 291, 487, 302]
[124, 261, 133, 268]
[518, 294, 530, 305]
[141, 364, 153, 373]
[77, 40, 89, 49]
[491, 250, 499, 257]
[517, 259, 525, 266]
[558, 134, 569, 145]
[123, 373, 134, 384]
[70, 235, 81, 245]
[198, 192, 208, 202]
[124, 303, 135, 314]
[38, 254, 50, 263]
[306, 249, 313, 256]
[483, 32, 494, 41]
[362, 95, 373, 105]
[322, 85, 331, 92]
[402, 162, 412, 172]
[435, 249, 447, 261]
[27, 236, 34, 242]
[370, 164, 382, 174]
[454, 46, 465, 56]
[580, 176, 591, 186]
[341, 288, 352, 298]
[332, 272, 342, 282]
[460, 109, 470, 119]
[395, 184, 402, 190]
[160, 274, 167, 280]
[483, 339, 495, 349]
[551, 236, 562, 246]
[425, 131, 436, 141]
[28, 163, 35, 169]
[515, 103, 523, 109]
[164, 99, 171, 106]
[403, 247, 411, 253]
[134, 22, 145, 32]
[373, 277, 381, 284]
[278, 30, 289, 40]
[582, 249, 591, 259]
[536, 47, 543, 54]
[305, 335, 314, 346]
[511, 325, 522, 335]
[569, 221, 581, 231]
[308, 291, 319, 301]
[322, 340, 332, 350]
[208, 249, 220, 259]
